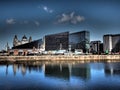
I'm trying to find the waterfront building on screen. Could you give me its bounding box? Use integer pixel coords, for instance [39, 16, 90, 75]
[13, 35, 32, 47]
[11, 39, 43, 55]
[10, 30, 90, 55]
[45, 32, 69, 51]
[12, 39, 43, 49]
[5, 42, 10, 51]
[90, 41, 103, 54]
[103, 34, 120, 53]
[69, 31, 90, 53]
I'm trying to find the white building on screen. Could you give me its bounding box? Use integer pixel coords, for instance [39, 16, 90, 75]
[103, 34, 120, 53]
[13, 35, 32, 47]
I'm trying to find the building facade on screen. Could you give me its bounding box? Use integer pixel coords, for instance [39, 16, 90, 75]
[103, 34, 120, 53]
[11, 30, 90, 55]
[90, 41, 103, 54]
[11, 39, 43, 55]
[12, 39, 43, 49]
[13, 35, 32, 47]
[69, 31, 90, 53]
[45, 32, 69, 51]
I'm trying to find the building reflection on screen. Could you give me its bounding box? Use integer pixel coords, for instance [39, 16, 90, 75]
[104, 63, 120, 76]
[5, 62, 91, 80]
[45, 64, 70, 80]
[11, 62, 43, 76]
[44, 63, 91, 81]
[71, 64, 91, 80]
[6, 64, 9, 76]
[13, 64, 19, 75]
[27, 64, 42, 73]
[21, 64, 26, 75]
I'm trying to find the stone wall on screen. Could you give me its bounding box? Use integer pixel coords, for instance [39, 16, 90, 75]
[0, 55, 120, 62]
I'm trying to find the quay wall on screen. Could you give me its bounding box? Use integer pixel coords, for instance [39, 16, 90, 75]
[0, 55, 120, 62]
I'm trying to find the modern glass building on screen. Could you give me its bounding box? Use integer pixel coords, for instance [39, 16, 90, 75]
[45, 32, 69, 51]
[69, 31, 90, 53]
[11, 30, 90, 54]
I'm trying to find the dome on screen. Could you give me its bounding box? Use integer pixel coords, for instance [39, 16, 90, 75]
[22, 35, 27, 40]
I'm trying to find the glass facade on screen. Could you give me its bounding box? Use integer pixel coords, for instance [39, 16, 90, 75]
[69, 31, 90, 53]
[12, 31, 90, 53]
[45, 32, 69, 51]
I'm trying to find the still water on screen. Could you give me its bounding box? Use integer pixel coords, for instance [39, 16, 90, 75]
[0, 61, 120, 90]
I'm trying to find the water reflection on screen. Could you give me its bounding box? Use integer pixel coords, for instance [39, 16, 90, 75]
[5, 63, 43, 76]
[104, 62, 120, 76]
[0, 61, 120, 90]
[6, 64, 9, 75]
[45, 64, 70, 80]
[71, 64, 90, 80]
[5, 62, 91, 81]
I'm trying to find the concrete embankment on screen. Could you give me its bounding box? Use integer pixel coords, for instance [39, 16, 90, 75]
[0, 55, 120, 62]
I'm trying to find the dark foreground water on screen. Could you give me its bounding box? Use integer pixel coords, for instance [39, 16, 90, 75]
[0, 61, 120, 90]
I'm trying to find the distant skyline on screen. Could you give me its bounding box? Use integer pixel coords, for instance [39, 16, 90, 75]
[0, 0, 120, 50]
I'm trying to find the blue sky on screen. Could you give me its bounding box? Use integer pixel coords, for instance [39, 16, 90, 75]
[0, 0, 120, 50]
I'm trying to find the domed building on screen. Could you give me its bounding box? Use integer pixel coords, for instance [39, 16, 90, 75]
[21, 35, 29, 45]
[11, 36, 43, 56]
[13, 35, 32, 47]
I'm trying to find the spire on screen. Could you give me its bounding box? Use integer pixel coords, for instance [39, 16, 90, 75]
[14, 35, 18, 40]
[29, 36, 32, 42]
[13, 35, 18, 47]
[6, 42, 10, 51]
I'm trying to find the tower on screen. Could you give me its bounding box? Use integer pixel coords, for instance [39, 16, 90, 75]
[29, 36, 32, 42]
[13, 35, 18, 47]
[6, 42, 10, 51]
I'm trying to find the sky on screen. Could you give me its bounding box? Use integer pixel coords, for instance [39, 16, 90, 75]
[0, 0, 120, 50]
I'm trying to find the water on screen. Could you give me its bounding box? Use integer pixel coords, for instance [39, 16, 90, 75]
[0, 61, 120, 90]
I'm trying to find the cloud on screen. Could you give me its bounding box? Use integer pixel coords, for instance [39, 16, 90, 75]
[6, 18, 16, 24]
[42, 5, 53, 13]
[56, 12, 85, 24]
[34, 21, 40, 26]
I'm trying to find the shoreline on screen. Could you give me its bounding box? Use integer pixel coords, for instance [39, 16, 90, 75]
[0, 55, 120, 62]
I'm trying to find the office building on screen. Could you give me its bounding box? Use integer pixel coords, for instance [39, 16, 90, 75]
[69, 31, 90, 53]
[10, 30, 90, 55]
[45, 32, 69, 51]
